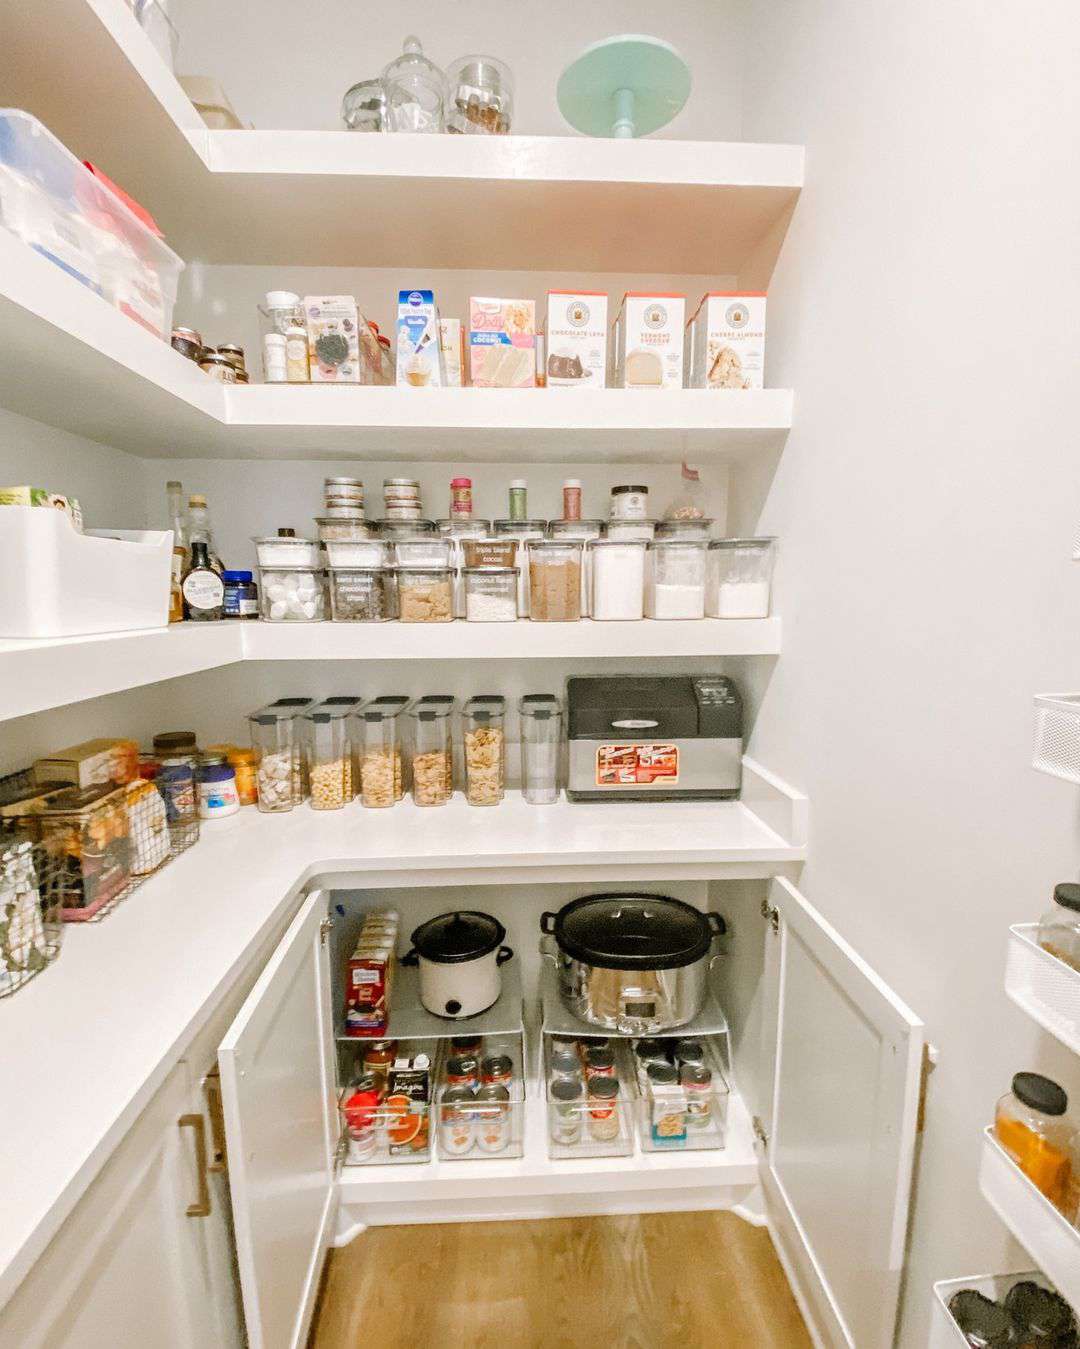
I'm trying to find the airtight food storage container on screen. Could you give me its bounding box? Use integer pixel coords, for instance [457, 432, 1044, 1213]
[528, 540, 583, 622]
[249, 709, 300, 813]
[645, 540, 707, 620]
[590, 539, 646, 621]
[463, 567, 518, 622]
[705, 537, 776, 618]
[252, 535, 323, 567]
[303, 711, 350, 810]
[520, 694, 562, 804]
[323, 538, 386, 567]
[0, 110, 184, 338]
[407, 698, 454, 805]
[328, 567, 396, 622]
[357, 705, 398, 808]
[258, 567, 327, 621]
[462, 696, 506, 805]
[397, 567, 454, 622]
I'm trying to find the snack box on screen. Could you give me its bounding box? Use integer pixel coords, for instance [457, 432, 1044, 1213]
[386, 1059, 431, 1156]
[0, 486, 83, 529]
[438, 318, 464, 387]
[396, 289, 444, 388]
[612, 292, 686, 389]
[686, 292, 766, 390]
[34, 738, 140, 790]
[303, 295, 361, 383]
[545, 291, 608, 387]
[468, 297, 536, 388]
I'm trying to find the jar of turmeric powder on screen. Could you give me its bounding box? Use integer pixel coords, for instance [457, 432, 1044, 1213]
[994, 1073, 1072, 1210]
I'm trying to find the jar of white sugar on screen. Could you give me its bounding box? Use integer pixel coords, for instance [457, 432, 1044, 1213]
[705, 538, 776, 619]
[645, 540, 707, 620]
[590, 540, 646, 621]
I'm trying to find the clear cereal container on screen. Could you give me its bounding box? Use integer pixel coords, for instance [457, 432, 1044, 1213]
[644, 540, 707, 620]
[705, 537, 777, 619]
[356, 696, 409, 801]
[408, 700, 454, 806]
[463, 567, 518, 622]
[357, 705, 398, 809]
[519, 694, 562, 804]
[303, 711, 349, 810]
[462, 696, 506, 807]
[249, 710, 299, 813]
[329, 567, 396, 622]
[258, 567, 327, 622]
[397, 567, 454, 623]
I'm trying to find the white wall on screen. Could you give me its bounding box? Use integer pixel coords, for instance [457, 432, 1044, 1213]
[736, 1, 1080, 1342]
[171, 0, 744, 137]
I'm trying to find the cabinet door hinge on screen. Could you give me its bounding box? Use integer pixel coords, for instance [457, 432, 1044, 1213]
[752, 1115, 769, 1150]
[319, 916, 333, 946]
[760, 899, 780, 935]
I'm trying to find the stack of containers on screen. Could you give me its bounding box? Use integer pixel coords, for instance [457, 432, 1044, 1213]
[383, 478, 424, 523]
[253, 532, 327, 623]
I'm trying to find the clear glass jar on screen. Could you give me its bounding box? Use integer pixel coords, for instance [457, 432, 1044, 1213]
[397, 566, 454, 622]
[394, 537, 453, 569]
[994, 1072, 1072, 1208]
[315, 518, 374, 545]
[356, 697, 408, 801]
[249, 710, 298, 813]
[645, 541, 707, 620]
[342, 76, 386, 131]
[304, 712, 349, 811]
[408, 702, 454, 806]
[357, 706, 397, 809]
[528, 540, 582, 622]
[1037, 883, 1080, 972]
[706, 537, 777, 619]
[463, 696, 505, 806]
[258, 567, 327, 622]
[656, 518, 715, 541]
[446, 54, 513, 134]
[590, 540, 646, 621]
[329, 567, 396, 622]
[252, 536, 322, 568]
[382, 36, 445, 133]
[464, 567, 518, 622]
[606, 519, 656, 542]
[520, 694, 561, 804]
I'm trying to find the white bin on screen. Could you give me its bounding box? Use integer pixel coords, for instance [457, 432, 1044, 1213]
[0, 508, 172, 638]
[929, 1270, 1051, 1349]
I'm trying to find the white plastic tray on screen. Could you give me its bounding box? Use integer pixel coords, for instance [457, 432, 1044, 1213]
[929, 1270, 1049, 1349]
[1005, 922, 1080, 1056]
[1033, 693, 1080, 783]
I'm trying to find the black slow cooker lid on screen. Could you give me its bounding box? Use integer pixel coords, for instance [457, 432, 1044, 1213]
[544, 893, 713, 970]
[410, 910, 506, 963]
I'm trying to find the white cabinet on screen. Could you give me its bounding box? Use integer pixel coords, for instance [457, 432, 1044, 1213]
[217, 875, 923, 1349]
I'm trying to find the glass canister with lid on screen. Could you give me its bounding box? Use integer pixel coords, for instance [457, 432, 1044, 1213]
[994, 1072, 1072, 1208]
[645, 540, 707, 619]
[1037, 883, 1080, 972]
[520, 694, 561, 804]
[462, 696, 506, 806]
[382, 37, 446, 133]
[446, 54, 514, 134]
[304, 710, 349, 810]
[705, 537, 777, 619]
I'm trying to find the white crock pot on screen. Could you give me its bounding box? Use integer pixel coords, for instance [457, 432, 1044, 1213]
[402, 911, 513, 1019]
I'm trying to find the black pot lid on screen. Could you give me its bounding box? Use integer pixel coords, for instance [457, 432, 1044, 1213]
[410, 910, 506, 964]
[550, 893, 711, 970]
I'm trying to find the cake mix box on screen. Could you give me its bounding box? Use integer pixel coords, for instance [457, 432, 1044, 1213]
[612, 292, 686, 389]
[686, 292, 767, 389]
[396, 289, 444, 387]
[468, 297, 536, 387]
[438, 317, 464, 387]
[545, 291, 608, 387]
[303, 295, 361, 383]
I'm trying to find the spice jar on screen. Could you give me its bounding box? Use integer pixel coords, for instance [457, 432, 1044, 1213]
[706, 538, 777, 619]
[586, 1077, 621, 1142]
[610, 484, 649, 520]
[222, 570, 258, 619]
[358, 696, 408, 800]
[304, 712, 348, 811]
[463, 567, 518, 622]
[329, 567, 396, 622]
[463, 696, 505, 807]
[590, 539, 646, 621]
[227, 748, 258, 806]
[357, 706, 397, 809]
[528, 540, 582, 622]
[450, 476, 473, 521]
[249, 710, 298, 814]
[549, 1077, 584, 1148]
[520, 694, 561, 804]
[446, 54, 514, 135]
[408, 701, 454, 806]
[382, 36, 446, 133]
[507, 480, 528, 521]
[1037, 882, 1080, 973]
[645, 540, 707, 619]
[994, 1072, 1072, 1209]
[562, 479, 583, 522]
[397, 567, 454, 622]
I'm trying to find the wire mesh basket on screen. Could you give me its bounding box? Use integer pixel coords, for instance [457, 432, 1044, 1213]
[1033, 694, 1080, 784]
[0, 833, 64, 999]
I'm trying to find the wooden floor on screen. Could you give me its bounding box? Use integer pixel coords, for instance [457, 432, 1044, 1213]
[309, 1211, 811, 1348]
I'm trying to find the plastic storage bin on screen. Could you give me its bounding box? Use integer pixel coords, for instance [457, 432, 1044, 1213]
[520, 694, 561, 804]
[0, 109, 183, 338]
[543, 1035, 636, 1159]
[462, 696, 506, 806]
[930, 1271, 1069, 1349]
[0, 508, 172, 638]
[1033, 694, 1080, 784]
[303, 710, 350, 810]
[632, 1035, 730, 1152]
[355, 696, 408, 802]
[408, 700, 454, 805]
[339, 1038, 436, 1166]
[435, 1033, 526, 1161]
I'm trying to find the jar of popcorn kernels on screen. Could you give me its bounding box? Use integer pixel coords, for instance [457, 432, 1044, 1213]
[304, 711, 349, 810]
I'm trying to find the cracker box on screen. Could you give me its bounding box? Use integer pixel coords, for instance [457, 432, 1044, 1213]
[545, 291, 608, 387]
[468, 297, 536, 388]
[686, 292, 767, 389]
[396, 289, 444, 388]
[612, 292, 686, 389]
[303, 295, 361, 383]
[34, 738, 139, 789]
[438, 317, 464, 387]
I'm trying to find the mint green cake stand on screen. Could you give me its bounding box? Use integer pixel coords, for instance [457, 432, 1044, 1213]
[557, 34, 691, 139]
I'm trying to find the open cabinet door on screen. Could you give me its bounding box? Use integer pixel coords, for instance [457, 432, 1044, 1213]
[218, 890, 338, 1349]
[758, 878, 924, 1349]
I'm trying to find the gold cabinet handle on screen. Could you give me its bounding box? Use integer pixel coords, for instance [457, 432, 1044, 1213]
[203, 1066, 228, 1175]
[178, 1113, 212, 1218]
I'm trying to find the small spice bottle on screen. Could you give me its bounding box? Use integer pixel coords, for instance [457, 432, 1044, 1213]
[450, 476, 473, 521]
[263, 332, 288, 383]
[508, 479, 527, 521]
[562, 478, 582, 521]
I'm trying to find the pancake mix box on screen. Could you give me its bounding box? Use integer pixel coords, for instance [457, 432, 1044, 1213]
[468, 297, 536, 387]
[612, 292, 685, 389]
[686, 292, 767, 389]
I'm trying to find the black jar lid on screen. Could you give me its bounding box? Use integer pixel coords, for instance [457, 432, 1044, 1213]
[1012, 1071, 1068, 1116]
[1003, 1279, 1077, 1336]
[409, 911, 505, 964]
[544, 893, 713, 970]
[1054, 883, 1080, 912]
[947, 1290, 1013, 1347]
[153, 731, 198, 752]
[551, 1077, 584, 1102]
[647, 1062, 679, 1086]
[588, 1077, 620, 1100]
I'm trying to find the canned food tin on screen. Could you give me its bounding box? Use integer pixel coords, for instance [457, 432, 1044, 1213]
[439, 1086, 475, 1156]
[445, 1054, 480, 1089]
[473, 1084, 511, 1153]
[171, 326, 203, 362]
[681, 1064, 713, 1126]
[481, 1054, 514, 1086]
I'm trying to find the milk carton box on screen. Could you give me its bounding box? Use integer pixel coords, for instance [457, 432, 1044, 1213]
[545, 291, 609, 387]
[303, 295, 361, 383]
[686, 292, 767, 389]
[468, 297, 536, 387]
[612, 292, 686, 389]
[438, 318, 464, 387]
[396, 289, 444, 387]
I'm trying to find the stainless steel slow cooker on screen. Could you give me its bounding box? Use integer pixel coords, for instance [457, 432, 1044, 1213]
[540, 893, 725, 1033]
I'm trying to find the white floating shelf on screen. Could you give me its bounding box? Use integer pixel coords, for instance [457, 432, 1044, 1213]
[978, 1127, 1080, 1310]
[930, 1271, 1050, 1349]
[1004, 923, 1080, 1056]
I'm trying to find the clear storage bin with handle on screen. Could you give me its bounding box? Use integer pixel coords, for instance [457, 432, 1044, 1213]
[1037, 883, 1080, 974]
[706, 537, 777, 619]
[0, 109, 184, 338]
[520, 694, 561, 804]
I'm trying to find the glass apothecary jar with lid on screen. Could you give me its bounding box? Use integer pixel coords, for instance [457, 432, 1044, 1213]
[382, 36, 446, 133]
[705, 537, 777, 619]
[645, 540, 707, 620]
[1037, 883, 1080, 972]
[446, 54, 514, 134]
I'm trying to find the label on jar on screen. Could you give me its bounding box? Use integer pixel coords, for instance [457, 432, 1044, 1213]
[182, 571, 224, 610]
[596, 743, 679, 787]
[224, 590, 258, 617]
